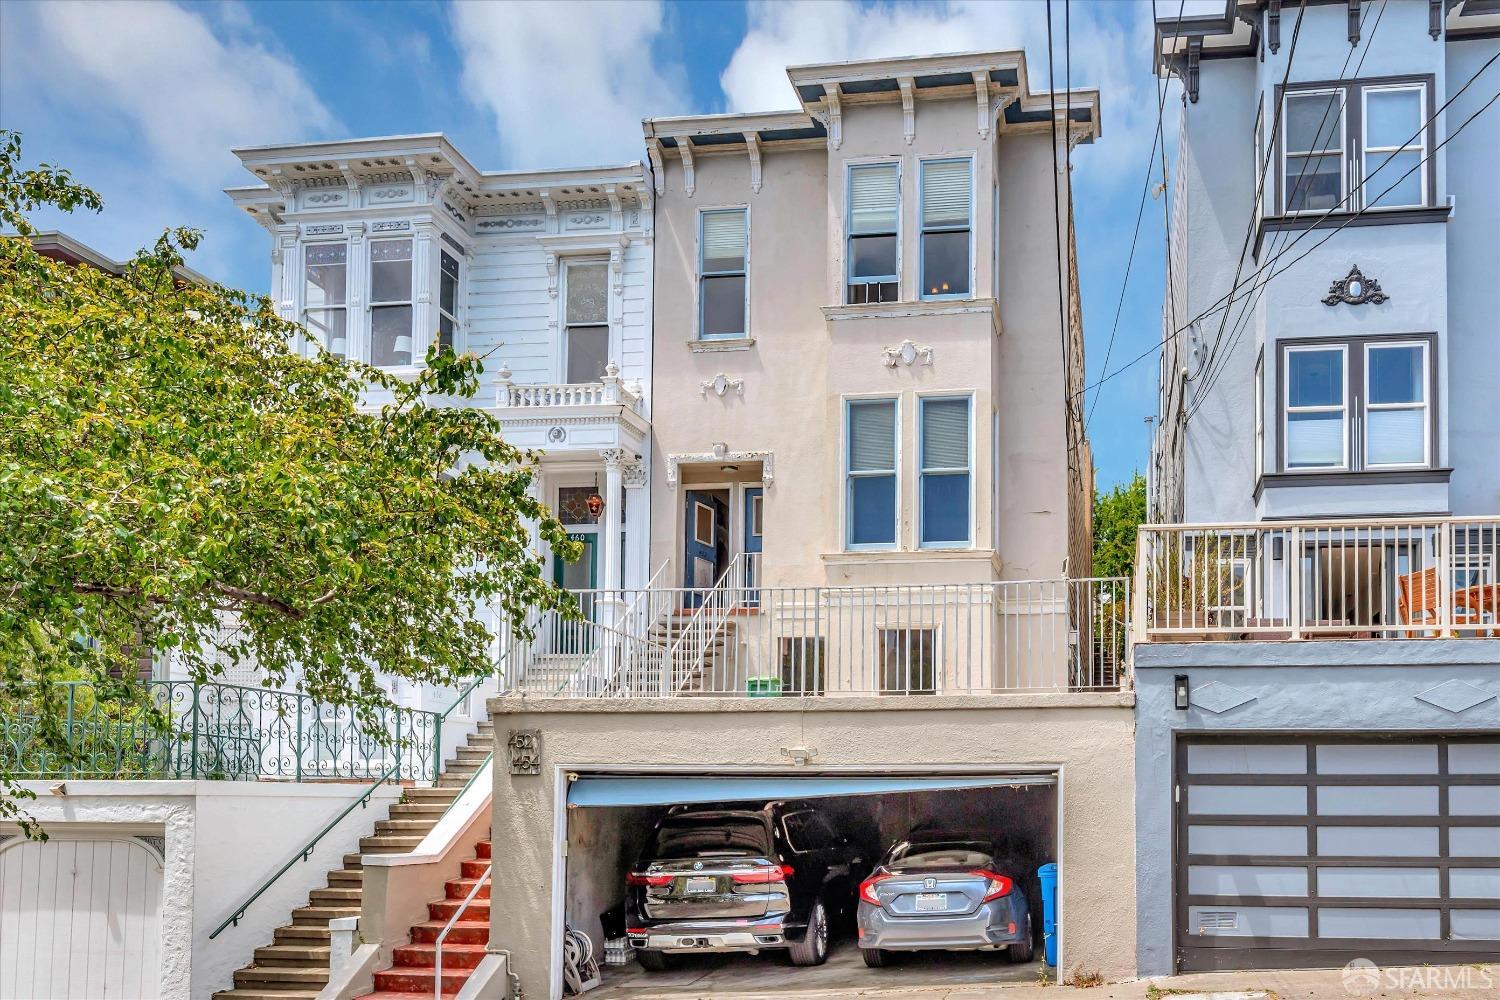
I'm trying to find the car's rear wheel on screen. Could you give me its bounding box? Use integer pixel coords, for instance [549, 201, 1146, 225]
[636, 948, 674, 972]
[1006, 928, 1035, 963]
[861, 947, 892, 968]
[788, 900, 829, 966]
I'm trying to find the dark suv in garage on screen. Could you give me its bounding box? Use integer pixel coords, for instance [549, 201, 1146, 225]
[625, 802, 866, 970]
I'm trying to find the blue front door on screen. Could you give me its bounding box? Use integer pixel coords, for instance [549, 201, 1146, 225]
[743, 487, 763, 606]
[683, 491, 727, 607]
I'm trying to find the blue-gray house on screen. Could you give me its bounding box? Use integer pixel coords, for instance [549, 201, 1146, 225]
[1139, 0, 1500, 976]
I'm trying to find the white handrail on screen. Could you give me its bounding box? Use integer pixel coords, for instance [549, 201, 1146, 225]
[663, 553, 748, 694]
[434, 861, 492, 1000]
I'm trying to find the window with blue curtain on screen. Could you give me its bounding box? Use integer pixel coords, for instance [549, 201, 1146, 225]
[920, 396, 971, 546]
[847, 398, 897, 548]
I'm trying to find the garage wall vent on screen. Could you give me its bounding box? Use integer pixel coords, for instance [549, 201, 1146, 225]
[1196, 911, 1239, 931]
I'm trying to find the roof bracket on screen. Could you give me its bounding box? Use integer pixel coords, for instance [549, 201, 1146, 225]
[1428, 0, 1443, 40]
[678, 143, 696, 198]
[973, 71, 991, 139]
[646, 139, 666, 196]
[1268, 0, 1282, 53]
[743, 132, 763, 194]
[1347, 0, 1361, 45]
[1185, 38, 1202, 104]
[898, 76, 916, 144]
[826, 84, 843, 150]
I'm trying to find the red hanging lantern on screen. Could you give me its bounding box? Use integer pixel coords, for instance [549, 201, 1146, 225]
[586, 491, 605, 518]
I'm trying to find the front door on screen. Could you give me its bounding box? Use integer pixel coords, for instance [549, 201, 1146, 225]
[552, 533, 597, 652]
[683, 491, 728, 607]
[743, 486, 763, 606]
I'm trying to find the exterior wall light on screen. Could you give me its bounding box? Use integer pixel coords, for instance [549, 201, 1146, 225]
[1174, 674, 1191, 711]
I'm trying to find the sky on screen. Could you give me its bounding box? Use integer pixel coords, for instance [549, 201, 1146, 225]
[0, 0, 1221, 490]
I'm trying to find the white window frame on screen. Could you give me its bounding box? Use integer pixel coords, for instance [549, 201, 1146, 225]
[300, 241, 349, 359]
[1253, 102, 1266, 221]
[918, 155, 974, 301]
[845, 159, 902, 303]
[697, 207, 750, 340]
[844, 395, 900, 552]
[1363, 340, 1430, 469]
[436, 247, 462, 355]
[1360, 82, 1428, 210]
[1280, 86, 1347, 216]
[1254, 350, 1265, 475]
[917, 393, 974, 550]
[1283, 343, 1349, 471]
[368, 237, 415, 368]
[561, 257, 611, 383]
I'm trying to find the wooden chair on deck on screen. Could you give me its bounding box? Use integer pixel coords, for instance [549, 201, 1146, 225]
[1397, 567, 1485, 637]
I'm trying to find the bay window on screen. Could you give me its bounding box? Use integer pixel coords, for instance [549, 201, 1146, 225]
[1282, 88, 1346, 213]
[369, 238, 414, 366]
[437, 249, 460, 353]
[1362, 84, 1427, 209]
[699, 209, 748, 338]
[919, 396, 971, 546]
[302, 244, 347, 357]
[564, 261, 609, 382]
[846, 398, 898, 548]
[1280, 77, 1430, 215]
[919, 158, 971, 298]
[1280, 338, 1433, 472]
[847, 162, 899, 304]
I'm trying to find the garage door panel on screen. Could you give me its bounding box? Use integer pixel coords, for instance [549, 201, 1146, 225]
[1177, 736, 1500, 972]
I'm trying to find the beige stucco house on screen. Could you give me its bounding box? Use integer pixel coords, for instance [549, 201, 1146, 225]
[485, 52, 1137, 1000]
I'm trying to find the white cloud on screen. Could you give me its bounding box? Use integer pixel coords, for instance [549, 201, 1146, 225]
[720, 0, 1170, 185]
[450, 0, 689, 169]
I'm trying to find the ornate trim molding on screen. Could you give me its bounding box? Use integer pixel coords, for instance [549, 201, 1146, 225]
[665, 444, 774, 487]
[882, 339, 935, 368]
[1323, 264, 1388, 306]
[699, 373, 745, 398]
[623, 460, 648, 488]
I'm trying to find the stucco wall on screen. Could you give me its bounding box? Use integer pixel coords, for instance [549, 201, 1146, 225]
[1132, 639, 1500, 975]
[4, 779, 402, 1000]
[486, 694, 1138, 999]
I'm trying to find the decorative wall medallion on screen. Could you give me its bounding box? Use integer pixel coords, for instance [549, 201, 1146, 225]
[700, 373, 745, 398]
[369, 186, 411, 201]
[882, 339, 935, 368]
[547, 425, 567, 444]
[1323, 265, 1388, 306]
[478, 216, 545, 231]
[305, 224, 344, 237]
[304, 191, 346, 206]
[371, 220, 411, 233]
[507, 729, 542, 775]
[1415, 679, 1495, 715]
[1190, 681, 1257, 715]
[565, 213, 608, 230]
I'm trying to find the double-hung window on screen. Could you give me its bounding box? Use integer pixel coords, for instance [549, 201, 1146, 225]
[564, 261, 609, 382]
[919, 158, 971, 298]
[1362, 84, 1427, 209]
[369, 238, 414, 366]
[1281, 339, 1431, 472]
[302, 243, 347, 357]
[699, 209, 747, 338]
[846, 398, 897, 548]
[437, 250, 460, 353]
[919, 396, 971, 547]
[847, 163, 899, 304]
[1280, 78, 1430, 214]
[1282, 88, 1346, 213]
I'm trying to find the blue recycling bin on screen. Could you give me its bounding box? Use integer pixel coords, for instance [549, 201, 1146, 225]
[1037, 862, 1059, 967]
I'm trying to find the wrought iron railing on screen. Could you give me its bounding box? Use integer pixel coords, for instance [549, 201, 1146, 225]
[1135, 517, 1500, 642]
[0, 680, 440, 782]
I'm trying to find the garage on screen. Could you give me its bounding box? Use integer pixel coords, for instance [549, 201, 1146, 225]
[558, 771, 1059, 997]
[0, 834, 164, 999]
[1176, 735, 1500, 971]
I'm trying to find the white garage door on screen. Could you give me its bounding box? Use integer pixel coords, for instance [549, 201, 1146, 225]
[0, 835, 163, 999]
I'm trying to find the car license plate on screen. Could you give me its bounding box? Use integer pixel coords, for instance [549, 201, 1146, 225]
[685, 876, 716, 894]
[914, 892, 947, 911]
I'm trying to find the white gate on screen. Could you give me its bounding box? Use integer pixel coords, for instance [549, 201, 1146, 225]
[0, 835, 164, 999]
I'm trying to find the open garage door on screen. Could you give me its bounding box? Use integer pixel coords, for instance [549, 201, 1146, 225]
[1176, 736, 1500, 972]
[568, 772, 1055, 807]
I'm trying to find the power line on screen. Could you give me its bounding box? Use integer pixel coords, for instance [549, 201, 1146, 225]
[1070, 50, 1499, 403]
[1085, 0, 1187, 430]
[1045, 0, 1070, 430]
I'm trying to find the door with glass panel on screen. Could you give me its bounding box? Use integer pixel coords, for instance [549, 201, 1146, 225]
[564, 261, 609, 383]
[1175, 735, 1500, 971]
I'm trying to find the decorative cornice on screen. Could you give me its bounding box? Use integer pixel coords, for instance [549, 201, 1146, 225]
[665, 444, 773, 487]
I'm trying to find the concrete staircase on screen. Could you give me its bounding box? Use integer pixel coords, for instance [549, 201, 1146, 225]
[650, 613, 739, 694]
[355, 838, 492, 999]
[213, 721, 495, 1000]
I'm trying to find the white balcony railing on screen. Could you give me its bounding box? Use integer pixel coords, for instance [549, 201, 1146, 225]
[500, 575, 1130, 698]
[495, 362, 643, 414]
[1134, 517, 1500, 642]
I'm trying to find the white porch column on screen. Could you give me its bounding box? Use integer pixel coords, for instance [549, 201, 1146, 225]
[599, 448, 628, 628]
[623, 457, 649, 589]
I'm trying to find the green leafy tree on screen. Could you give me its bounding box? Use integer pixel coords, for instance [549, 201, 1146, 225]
[1092, 472, 1147, 581]
[0, 131, 577, 832]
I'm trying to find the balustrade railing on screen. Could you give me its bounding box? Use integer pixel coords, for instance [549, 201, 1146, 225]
[0, 680, 441, 782]
[1135, 517, 1500, 642]
[496, 378, 642, 413]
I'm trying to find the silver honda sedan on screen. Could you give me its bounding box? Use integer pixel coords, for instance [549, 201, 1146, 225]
[856, 837, 1034, 967]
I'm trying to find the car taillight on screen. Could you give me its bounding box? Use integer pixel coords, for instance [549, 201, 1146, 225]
[858, 872, 892, 906]
[731, 864, 793, 884]
[626, 872, 674, 887]
[971, 870, 1014, 903]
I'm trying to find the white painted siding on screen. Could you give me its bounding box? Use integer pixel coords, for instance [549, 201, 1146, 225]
[0, 836, 163, 999]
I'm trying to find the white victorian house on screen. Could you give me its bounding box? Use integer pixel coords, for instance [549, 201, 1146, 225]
[226, 135, 656, 638]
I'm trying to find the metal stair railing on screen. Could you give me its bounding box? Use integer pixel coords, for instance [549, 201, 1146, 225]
[434, 861, 492, 1000]
[661, 553, 749, 695]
